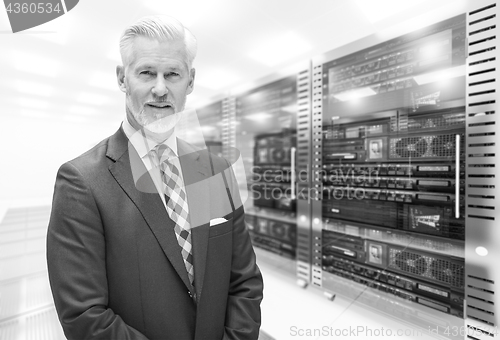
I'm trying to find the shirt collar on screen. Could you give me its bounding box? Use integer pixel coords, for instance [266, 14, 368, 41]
[122, 118, 178, 159]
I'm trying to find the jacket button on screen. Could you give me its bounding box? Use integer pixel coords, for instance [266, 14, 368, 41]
[188, 291, 192, 297]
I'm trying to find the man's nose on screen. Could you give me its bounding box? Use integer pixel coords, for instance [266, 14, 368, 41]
[151, 78, 168, 97]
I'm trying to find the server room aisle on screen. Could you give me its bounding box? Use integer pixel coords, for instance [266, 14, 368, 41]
[256, 248, 458, 340]
[0, 203, 458, 340]
[0, 202, 66, 340]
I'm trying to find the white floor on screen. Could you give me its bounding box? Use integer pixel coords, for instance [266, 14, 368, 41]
[255, 248, 464, 340]
[0, 203, 66, 340]
[0, 202, 464, 340]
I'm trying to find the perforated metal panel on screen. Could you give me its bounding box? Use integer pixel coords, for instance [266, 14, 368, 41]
[310, 63, 324, 288]
[222, 97, 236, 160]
[389, 134, 462, 159]
[388, 248, 464, 288]
[296, 66, 313, 284]
[465, 1, 500, 338]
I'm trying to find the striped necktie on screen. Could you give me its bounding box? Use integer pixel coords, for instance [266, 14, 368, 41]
[155, 144, 194, 287]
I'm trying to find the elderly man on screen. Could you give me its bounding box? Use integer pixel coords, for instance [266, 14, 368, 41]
[47, 15, 263, 340]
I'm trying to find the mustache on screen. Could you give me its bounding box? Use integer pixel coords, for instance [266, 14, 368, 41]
[145, 98, 175, 107]
[149, 95, 168, 102]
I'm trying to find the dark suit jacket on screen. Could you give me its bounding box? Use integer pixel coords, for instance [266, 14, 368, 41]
[46, 126, 263, 340]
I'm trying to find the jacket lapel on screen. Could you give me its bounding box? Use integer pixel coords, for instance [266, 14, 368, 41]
[106, 128, 194, 293]
[177, 140, 212, 301]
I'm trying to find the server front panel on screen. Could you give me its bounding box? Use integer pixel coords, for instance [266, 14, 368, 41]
[313, 14, 467, 324]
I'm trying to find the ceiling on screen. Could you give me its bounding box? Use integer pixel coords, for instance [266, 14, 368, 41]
[0, 0, 469, 128]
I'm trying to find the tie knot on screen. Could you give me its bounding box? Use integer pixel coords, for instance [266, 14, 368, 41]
[155, 144, 173, 164]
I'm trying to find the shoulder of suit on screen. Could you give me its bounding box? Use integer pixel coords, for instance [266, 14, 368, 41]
[61, 134, 112, 174]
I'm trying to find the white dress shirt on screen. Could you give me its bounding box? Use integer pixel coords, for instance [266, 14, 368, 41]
[122, 118, 180, 209]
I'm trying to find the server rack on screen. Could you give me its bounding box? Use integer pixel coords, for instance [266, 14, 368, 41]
[226, 65, 313, 286]
[197, 1, 499, 336]
[464, 1, 499, 338]
[311, 13, 472, 338]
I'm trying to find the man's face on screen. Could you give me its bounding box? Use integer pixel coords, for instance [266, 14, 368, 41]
[117, 36, 195, 135]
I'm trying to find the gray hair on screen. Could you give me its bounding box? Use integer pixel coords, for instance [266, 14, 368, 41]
[119, 15, 197, 69]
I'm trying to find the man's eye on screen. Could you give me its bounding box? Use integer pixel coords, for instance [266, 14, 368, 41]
[140, 71, 153, 76]
[167, 72, 180, 77]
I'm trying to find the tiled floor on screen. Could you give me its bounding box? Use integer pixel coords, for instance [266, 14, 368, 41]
[0, 204, 464, 340]
[0, 205, 65, 340]
[254, 248, 463, 340]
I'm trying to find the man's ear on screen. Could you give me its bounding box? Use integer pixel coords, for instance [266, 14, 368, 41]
[187, 68, 195, 95]
[116, 66, 127, 93]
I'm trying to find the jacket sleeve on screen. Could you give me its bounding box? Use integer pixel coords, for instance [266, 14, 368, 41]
[46, 162, 149, 340]
[222, 161, 264, 340]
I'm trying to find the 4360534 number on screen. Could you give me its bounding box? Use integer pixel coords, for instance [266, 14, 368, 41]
[6, 2, 62, 14]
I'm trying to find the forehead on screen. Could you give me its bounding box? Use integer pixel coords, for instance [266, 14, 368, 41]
[127, 36, 188, 69]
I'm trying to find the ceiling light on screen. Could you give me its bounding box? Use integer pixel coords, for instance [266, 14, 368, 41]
[15, 80, 54, 97]
[475, 246, 488, 256]
[333, 87, 377, 101]
[355, 0, 427, 23]
[413, 65, 464, 85]
[201, 126, 216, 132]
[244, 112, 272, 121]
[248, 32, 312, 67]
[419, 38, 450, 62]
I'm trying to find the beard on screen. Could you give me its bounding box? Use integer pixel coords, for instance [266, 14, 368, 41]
[127, 97, 183, 135]
[136, 108, 182, 134]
